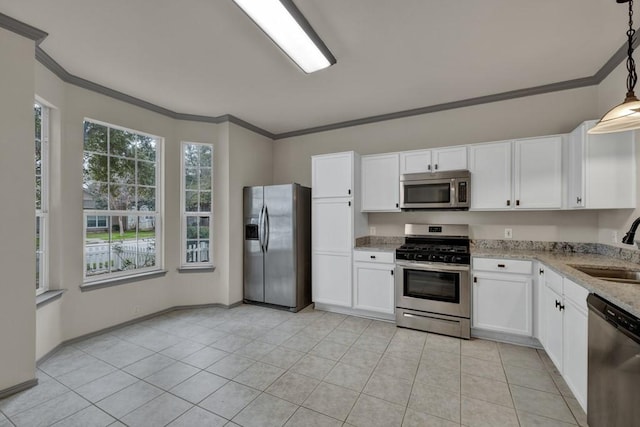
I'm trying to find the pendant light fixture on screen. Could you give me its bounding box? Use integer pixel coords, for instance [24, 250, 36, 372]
[589, 0, 640, 134]
[232, 0, 336, 74]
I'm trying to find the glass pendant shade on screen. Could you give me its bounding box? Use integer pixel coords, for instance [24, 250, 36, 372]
[588, 95, 640, 134]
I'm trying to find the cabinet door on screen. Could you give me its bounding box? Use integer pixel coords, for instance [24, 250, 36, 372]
[353, 262, 395, 314]
[514, 136, 562, 209]
[567, 124, 586, 208]
[586, 123, 636, 209]
[361, 153, 400, 212]
[400, 150, 432, 174]
[472, 273, 532, 336]
[433, 146, 468, 172]
[469, 142, 512, 210]
[312, 199, 352, 253]
[312, 152, 353, 198]
[536, 265, 547, 347]
[563, 298, 588, 411]
[544, 285, 564, 372]
[313, 253, 352, 307]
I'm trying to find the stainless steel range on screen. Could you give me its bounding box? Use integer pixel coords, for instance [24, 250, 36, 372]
[395, 224, 471, 339]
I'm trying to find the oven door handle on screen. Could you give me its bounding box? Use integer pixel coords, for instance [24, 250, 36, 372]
[395, 261, 470, 272]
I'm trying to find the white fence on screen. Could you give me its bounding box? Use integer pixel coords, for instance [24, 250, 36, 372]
[86, 240, 155, 275]
[186, 241, 210, 263]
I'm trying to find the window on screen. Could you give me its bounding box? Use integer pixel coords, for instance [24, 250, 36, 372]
[35, 103, 49, 294]
[86, 215, 108, 229]
[83, 119, 162, 282]
[181, 142, 213, 267]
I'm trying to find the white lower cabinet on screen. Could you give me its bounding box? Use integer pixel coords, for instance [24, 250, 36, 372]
[538, 264, 589, 412]
[353, 257, 395, 314]
[312, 253, 352, 307]
[472, 258, 532, 336]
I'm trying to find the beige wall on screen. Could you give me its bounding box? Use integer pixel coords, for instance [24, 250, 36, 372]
[0, 28, 37, 390]
[273, 87, 602, 241]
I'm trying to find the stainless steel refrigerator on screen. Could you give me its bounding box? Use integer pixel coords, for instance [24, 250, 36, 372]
[243, 184, 311, 312]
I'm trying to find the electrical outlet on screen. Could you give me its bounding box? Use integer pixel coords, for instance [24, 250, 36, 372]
[369, 226, 377, 235]
[504, 228, 513, 239]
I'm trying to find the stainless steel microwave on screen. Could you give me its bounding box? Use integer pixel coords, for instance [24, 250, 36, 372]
[400, 170, 470, 210]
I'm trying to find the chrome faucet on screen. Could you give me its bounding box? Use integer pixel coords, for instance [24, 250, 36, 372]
[622, 217, 640, 245]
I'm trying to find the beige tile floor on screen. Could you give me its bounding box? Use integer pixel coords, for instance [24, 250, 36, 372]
[0, 304, 588, 426]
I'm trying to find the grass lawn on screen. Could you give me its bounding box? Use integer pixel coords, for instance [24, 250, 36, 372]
[86, 230, 155, 241]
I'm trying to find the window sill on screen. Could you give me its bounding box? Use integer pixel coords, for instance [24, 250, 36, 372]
[36, 290, 65, 308]
[177, 266, 216, 273]
[80, 270, 168, 292]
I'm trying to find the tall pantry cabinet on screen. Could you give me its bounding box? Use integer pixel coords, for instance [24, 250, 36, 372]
[311, 152, 368, 308]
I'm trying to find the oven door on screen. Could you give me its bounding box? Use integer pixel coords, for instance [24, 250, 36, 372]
[395, 261, 470, 318]
[400, 178, 456, 209]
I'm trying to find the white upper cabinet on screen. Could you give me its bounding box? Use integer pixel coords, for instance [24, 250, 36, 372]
[361, 153, 400, 212]
[470, 137, 563, 210]
[312, 151, 354, 199]
[469, 142, 512, 210]
[400, 149, 432, 174]
[399, 146, 467, 174]
[568, 120, 636, 209]
[514, 136, 563, 209]
[433, 146, 468, 172]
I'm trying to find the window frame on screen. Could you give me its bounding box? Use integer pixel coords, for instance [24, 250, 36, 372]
[35, 103, 49, 295]
[82, 118, 164, 284]
[180, 141, 214, 269]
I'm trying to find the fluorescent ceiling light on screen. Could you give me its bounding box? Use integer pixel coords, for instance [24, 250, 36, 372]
[232, 0, 336, 73]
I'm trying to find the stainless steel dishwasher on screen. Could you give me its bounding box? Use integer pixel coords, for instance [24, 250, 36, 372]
[587, 293, 640, 427]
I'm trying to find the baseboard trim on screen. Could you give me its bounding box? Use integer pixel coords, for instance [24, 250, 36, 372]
[36, 301, 243, 365]
[313, 303, 395, 322]
[0, 378, 38, 399]
[471, 328, 543, 348]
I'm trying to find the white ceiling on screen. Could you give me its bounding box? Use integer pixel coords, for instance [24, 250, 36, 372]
[0, 0, 631, 135]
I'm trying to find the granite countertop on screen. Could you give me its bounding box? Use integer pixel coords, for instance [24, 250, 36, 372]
[473, 248, 640, 318]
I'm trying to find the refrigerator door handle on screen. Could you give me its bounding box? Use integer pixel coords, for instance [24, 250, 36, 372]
[264, 205, 270, 252]
[258, 205, 265, 252]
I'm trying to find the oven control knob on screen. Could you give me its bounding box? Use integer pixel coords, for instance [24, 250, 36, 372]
[442, 255, 452, 263]
[451, 256, 461, 263]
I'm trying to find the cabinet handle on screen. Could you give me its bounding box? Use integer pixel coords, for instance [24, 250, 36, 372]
[370, 255, 376, 259]
[577, 196, 582, 204]
[560, 303, 565, 311]
[348, 201, 351, 207]
[390, 270, 394, 276]
[348, 189, 351, 195]
[506, 200, 511, 206]
[539, 268, 544, 275]
[497, 264, 506, 268]
[427, 164, 431, 171]
[396, 203, 399, 208]
[516, 200, 520, 206]
[473, 276, 477, 283]
[555, 300, 560, 309]
[434, 164, 438, 170]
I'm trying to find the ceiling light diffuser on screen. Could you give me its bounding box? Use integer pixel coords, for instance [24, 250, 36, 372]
[589, 0, 640, 134]
[232, 0, 336, 73]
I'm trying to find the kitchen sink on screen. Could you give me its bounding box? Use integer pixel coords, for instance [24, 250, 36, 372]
[570, 265, 640, 285]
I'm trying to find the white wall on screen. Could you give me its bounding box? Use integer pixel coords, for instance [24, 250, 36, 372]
[273, 86, 602, 241]
[0, 28, 37, 390]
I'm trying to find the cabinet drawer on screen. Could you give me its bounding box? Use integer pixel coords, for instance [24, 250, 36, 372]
[353, 250, 395, 264]
[544, 267, 563, 296]
[563, 278, 589, 312]
[473, 258, 532, 275]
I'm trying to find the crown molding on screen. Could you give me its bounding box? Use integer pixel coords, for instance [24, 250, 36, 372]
[0, 12, 47, 44]
[1, 11, 635, 140]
